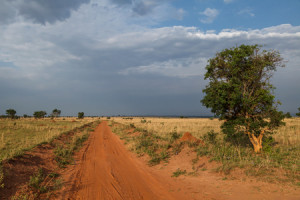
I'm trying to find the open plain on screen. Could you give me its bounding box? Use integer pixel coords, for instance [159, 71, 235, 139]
[0, 117, 300, 199]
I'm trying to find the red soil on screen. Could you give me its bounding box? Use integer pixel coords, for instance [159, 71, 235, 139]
[0, 144, 57, 199]
[180, 132, 205, 145]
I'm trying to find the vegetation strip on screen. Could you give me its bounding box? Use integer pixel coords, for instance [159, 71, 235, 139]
[109, 118, 300, 186]
[0, 120, 99, 200]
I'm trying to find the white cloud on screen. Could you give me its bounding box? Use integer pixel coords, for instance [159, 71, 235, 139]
[238, 8, 255, 17]
[120, 57, 208, 78]
[115, 25, 300, 78]
[224, 0, 234, 4]
[199, 8, 219, 24]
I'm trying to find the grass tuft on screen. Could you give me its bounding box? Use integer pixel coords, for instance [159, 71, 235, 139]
[172, 169, 187, 177]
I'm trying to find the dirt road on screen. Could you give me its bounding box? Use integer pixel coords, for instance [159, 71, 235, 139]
[57, 121, 180, 200]
[55, 121, 300, 200]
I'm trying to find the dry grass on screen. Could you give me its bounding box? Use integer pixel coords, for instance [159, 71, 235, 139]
[110, 117, 300, 185]
[112, 117, 300, 145]
[275, 118, 300, 145]
[0, 117, 98, 161]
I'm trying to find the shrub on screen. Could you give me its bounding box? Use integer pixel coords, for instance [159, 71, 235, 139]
[172, 169, 187, 177]
[33, 111, 47, 119]
[78, 112, 84, 119]
[29, 168, 47, 193]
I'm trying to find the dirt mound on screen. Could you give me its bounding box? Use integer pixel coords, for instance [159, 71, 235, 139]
[180, 132, 204, 145]
[0, 144, 57, 199]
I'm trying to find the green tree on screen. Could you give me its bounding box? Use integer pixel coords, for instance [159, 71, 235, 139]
[52, 108, 61, 118]
[33, 111, 47, 119]
[296, 107, 300, 117]
[201, 44, 285, 153]
[78, 112, 84, 119]
[6, 109, 16, 119]
[285, 112, 292, 118]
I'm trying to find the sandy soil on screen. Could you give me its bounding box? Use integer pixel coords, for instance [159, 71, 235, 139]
[52, 121, 300, 200]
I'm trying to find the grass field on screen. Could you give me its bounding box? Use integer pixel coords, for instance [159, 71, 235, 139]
[112, 117, 300, 145]
[111, 117, 300, 185]
[0, 117, 98, 161]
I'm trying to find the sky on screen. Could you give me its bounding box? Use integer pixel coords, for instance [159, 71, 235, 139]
[0, 0, 300, 116]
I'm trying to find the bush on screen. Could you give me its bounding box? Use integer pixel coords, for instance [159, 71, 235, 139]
[78, 112, 84, 119]
[29, 168, 47, 193]
[202, 130, 219, 144]
[6, 109, 17, 119]
[33, 111, 47, 119]
[170, 131, 181, 141]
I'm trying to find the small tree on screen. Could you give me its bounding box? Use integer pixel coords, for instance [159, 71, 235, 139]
[285, 112, 292, 118]
[78, 112, 84, 119]
[296, 107, 300, 117]
[6, 109, 16, 119]
[33, 111, 47, 119]
[201, 44, 285, 153]
[52, 108, 61, 118]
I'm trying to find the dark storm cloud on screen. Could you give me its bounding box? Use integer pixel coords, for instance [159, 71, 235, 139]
[132, 1, 158, 16]
[0, 0, 17, 24]
[111, 0, 166, 16]
[0, 0, 90, 24]
[111, 0, 132, 5]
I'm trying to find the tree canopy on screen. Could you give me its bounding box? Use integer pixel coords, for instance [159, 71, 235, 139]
[33, 111, 47, 119]
[6, 109, 16, 119]
[296, 107, 300, 117]
[52, 108, 61, 118]
[201, 44, 285, 153]
[78, 112, 84, 119]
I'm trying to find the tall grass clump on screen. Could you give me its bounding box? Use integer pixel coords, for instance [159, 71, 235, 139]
[197, 131, 300, 185]
[54, 130, 90, 168]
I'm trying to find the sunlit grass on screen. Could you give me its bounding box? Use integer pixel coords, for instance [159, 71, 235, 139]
[0, 117, 97, 161]
[112, 117, 300, 145]
[110, 117, 300, 185]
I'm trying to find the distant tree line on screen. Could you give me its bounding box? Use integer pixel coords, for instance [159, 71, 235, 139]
[0, 108, 86, 119]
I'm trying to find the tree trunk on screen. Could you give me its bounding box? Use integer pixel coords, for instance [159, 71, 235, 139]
[247, 132, 263, 153]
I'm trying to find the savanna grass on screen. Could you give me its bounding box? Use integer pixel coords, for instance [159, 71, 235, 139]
[111, 121, 179, 166]
[111, 117, 300, 185]
[112, 117, 300, 145]
[0, 117, 97, 161]
[54, 129, 91, 168]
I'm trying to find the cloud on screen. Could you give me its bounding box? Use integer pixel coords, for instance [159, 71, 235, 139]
[0, 1, 17, 24]
[120, 57, 208, 78]
[238, 8, 255, 17]
[111, 0, 132, 5]
[0, 0, 91, 25]
[110, 0, 172, 17]
[224, 0, 234, 3]
[199, 8, 219, 24]
[132, 1, 158, 16]
[110, 24, 300, 79]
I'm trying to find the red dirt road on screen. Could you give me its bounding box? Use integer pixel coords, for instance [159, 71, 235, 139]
[57, 121, 179, 200]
